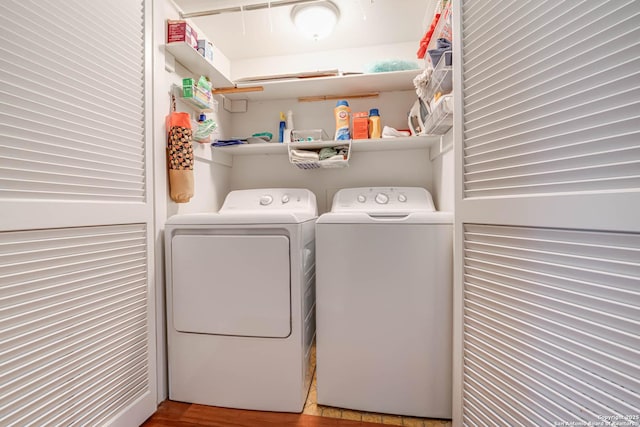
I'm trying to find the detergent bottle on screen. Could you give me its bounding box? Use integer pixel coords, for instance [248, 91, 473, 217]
[334, 100, 351, 140]
[368, 108, 382, 139]
[278, 112, 286, 143]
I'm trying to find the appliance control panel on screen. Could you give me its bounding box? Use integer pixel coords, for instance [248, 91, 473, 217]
[331, 187, 435, 213]
[220, 188, 317, 215]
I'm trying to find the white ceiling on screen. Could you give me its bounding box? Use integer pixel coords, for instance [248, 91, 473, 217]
[172, 0, 430, 60]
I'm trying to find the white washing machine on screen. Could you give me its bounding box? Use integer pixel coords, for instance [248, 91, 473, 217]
[315, 187, 453, 418]
[164, 188, 317, 413]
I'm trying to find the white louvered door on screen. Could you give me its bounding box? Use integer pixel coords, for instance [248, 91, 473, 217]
[454, 1, 640, 426]
[0, 1, 156, 426]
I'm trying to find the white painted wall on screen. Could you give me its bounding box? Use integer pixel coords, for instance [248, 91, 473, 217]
[431, 135, 455, 212]
[159, 4, 233, 219]
[229, 148, 433, 214]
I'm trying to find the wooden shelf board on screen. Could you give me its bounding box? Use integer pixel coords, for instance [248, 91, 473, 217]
[224, 70, 420, 101]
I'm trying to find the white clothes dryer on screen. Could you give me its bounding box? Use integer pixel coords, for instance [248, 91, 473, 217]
[315, 187, 453, 418]
[164, 188, 317, 413]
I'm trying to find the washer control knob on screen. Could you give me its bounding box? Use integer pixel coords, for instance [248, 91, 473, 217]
[259, 195, 273, 206]
[281, 194, 290, 204]
[375, 192, 389, 204]
[357, 195, 367, 203]
[398, 194, 407, 202]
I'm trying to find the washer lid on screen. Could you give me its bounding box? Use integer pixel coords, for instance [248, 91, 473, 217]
[330, 187, 435, 215]
[317, 210, 453, 224]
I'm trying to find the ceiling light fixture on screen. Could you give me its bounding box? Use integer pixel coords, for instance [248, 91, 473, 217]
[291, 1, 340, 40]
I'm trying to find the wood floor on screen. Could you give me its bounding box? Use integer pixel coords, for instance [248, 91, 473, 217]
[141, 400, 453, 427]
[141, 400, 392, 427]
[144, 346, 452, 426]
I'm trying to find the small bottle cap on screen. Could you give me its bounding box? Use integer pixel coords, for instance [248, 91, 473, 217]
[199, 114, 207, 121]
[336, 100, 349, 107]
[369, 108, 379, 116]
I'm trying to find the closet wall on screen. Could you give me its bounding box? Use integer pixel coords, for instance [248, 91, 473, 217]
[152, 0, 236, 401]
[226, 90, 438, 213]
[156, 0, 232, 217]
[155, 0, 454, 400]
[159, 1, 453, 216]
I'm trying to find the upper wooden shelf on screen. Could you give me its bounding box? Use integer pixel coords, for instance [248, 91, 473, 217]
[226, 70, 420, 101]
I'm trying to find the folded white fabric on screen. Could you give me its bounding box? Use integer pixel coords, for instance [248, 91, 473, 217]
[290, 149, 319, 162]
[382, 126, 411, 138]
[321, 154, 346, 162]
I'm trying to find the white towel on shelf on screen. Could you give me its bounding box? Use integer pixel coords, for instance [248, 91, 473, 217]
[290, 149, 319, 163]
[320, 154, 346, 162]
[382, 126, 411, 138]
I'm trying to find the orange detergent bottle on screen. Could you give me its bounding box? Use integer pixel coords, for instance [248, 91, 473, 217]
[368, 108, 382, 139]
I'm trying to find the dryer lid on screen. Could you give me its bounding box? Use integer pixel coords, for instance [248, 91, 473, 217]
[165, 212, 316, 225]
[219, 188, 317, 222]
[165, 188, 318, 224]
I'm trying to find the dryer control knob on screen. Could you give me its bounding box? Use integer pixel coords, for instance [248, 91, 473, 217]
[259, 195, 273, 206]
[398, 194, 407, 202]
[281, 194, 290, 204]
[357, 195, 367, 203]
[375, 193, 389, 204]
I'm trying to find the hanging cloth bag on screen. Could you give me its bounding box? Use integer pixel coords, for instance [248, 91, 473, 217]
[166, 108, 194, 203]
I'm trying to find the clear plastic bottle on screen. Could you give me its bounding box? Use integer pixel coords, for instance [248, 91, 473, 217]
[284, 110, 294, 143]
[195, 113, 210, 143]
[334, 100, 351, 140]
[369, 108, 382, 139]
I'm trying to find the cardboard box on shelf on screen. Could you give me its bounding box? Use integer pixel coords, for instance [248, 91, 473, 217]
[167, 20, 198, 49]
[352, 112, 369, 140]
[182, 78, 194, 98]
[197, 39, 214, 62]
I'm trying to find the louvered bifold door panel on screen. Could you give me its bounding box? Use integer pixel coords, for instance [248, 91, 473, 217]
[0, 224, 149, 426]
[0, 0, 145, 202]
[461, 0, 640, 198]
[462, 224, 640, 426]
